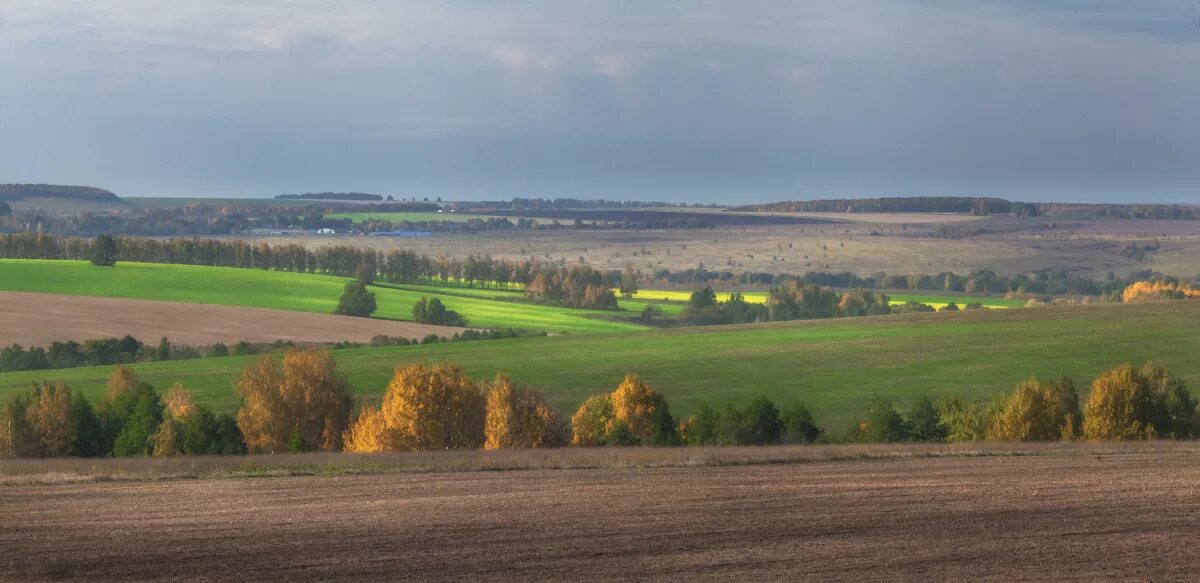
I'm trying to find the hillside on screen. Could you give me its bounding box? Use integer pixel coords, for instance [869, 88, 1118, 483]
[0, 260, 644, 334]
[0, 184, 122, 203]
[3, 301, 1198, 428]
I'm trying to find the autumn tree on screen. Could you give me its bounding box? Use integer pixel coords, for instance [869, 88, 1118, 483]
[570, 394, 615, 447]
[936, 397, 988, 442]
[236, 350, 353, 453]
[986, 377, 1080, 441]
[0, 382, 99, 458]
[1083, 362, 1195, 440]
[570, 374, 675, 446]
[483, 375, 568, 449]
[610, 374, 675, 446]
[343, 363, 485, 452]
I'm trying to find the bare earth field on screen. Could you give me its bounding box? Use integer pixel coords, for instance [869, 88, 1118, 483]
[0, 291, 464, 346]
[4, 444, 1200, 581]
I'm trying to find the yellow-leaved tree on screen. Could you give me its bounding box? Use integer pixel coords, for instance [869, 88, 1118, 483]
[483, 375, 568, 449]
[1083, 362, 1195, 440]
[986, 377, 1080, 441]
[570, 374, 675, 446]
[343, 363, 485, 452]
[236, 350, 352, 453]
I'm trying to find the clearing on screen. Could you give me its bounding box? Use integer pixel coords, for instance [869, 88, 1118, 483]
[2, 443, 1198, 581]
[0, 291, 464, 346]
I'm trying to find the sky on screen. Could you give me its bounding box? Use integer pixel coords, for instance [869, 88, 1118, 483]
[0, 0, 1198, 204]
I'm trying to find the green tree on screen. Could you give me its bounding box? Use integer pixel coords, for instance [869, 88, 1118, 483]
[743, 397, 783, 445]
[335, 282, 377, 317]
[90, 235, 118, 267]
[619, 265, 639, 298]
[859, 396, 908, 443]
[781, 403, 823, 444]
[905, 397, 947, 442]
[686, 403, 719, 446]
[112, 388, 164, 457]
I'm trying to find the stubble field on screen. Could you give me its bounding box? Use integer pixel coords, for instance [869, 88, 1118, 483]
[3, 443, 1199, 581]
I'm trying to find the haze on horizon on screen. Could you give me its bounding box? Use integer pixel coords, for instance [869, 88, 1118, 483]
[1, 0, 1198, 204]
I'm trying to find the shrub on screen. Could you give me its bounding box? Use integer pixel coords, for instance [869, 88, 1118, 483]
[986, 377, 1080, 441]
[343, 363, 485, 452]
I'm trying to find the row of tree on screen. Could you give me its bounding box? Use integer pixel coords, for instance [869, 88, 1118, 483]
[0, 369, 243, 458]
[3, 356, 1192, 458]
[856, 363, 1196, 443]
[676, 284, 891, 326]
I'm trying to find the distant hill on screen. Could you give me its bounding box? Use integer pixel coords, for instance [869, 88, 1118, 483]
[276, 192, 383, 201]
[0, 184, 123, 203]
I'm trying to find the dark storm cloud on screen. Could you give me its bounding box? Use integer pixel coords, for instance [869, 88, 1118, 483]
[0, 0, 1197, 202]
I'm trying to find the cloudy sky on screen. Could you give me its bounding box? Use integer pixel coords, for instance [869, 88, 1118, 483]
[1, 0, 1198, 203]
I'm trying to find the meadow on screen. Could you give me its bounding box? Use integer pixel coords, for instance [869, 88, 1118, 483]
[4, 301, 1198, 428]
[627, 288, 1024, 309]
[0, 260, 642, 334]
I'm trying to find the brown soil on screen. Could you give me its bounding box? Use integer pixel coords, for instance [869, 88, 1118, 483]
[0, 291, 464, 346]
[3, 447, 1199, 581]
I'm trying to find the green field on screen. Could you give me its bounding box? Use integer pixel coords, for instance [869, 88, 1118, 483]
[0, 260, 643, 334]
[327, 212, 509, 223]
[629, 288, 1023, 309]
[4, 302, 1198, 428]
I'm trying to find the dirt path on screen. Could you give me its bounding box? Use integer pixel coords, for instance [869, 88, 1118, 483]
[0, 291, 465, 346]
[3, 451, 1199, 581]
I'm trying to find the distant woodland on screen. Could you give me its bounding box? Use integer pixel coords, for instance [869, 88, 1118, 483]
[0, 184, 122, 203]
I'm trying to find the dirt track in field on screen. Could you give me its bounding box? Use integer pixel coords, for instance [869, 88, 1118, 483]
[0, 291, 464, 346]
[4, 451, 1200, 581]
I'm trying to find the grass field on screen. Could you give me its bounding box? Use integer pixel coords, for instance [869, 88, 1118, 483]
[628, 288, 1023, 309]
[4, 301, 1198, 427]
[0, 260, 643, 335]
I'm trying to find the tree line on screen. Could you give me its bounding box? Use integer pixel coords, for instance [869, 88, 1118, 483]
[3, 354, 1194, 459]
[675, 283, 890, 326]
